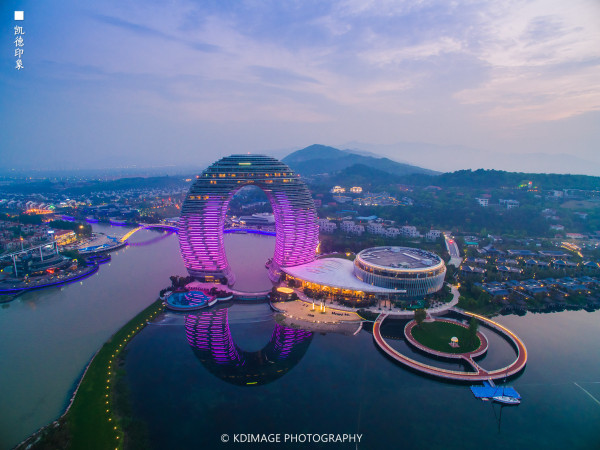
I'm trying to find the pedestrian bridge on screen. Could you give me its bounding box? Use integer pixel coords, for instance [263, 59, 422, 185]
[119, 223, 179, 242]
[119, 224, 276, 243]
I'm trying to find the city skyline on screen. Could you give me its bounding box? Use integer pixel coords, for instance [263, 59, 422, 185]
[1, 0, 599, 174]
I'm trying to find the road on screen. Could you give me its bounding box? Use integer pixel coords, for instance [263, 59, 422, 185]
[444, 232, 463, 267]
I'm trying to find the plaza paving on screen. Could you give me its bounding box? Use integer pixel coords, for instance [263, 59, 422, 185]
[272, 299, 362, 324]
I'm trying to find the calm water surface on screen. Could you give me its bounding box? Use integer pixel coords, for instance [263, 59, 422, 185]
[125, 307, 600, 449]
[224, 232, 275, 292]
[0, 226, 274, 449]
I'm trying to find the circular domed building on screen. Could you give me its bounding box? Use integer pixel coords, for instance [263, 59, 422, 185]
[282, 246, 446, 304]
[353, 246, 446, 298]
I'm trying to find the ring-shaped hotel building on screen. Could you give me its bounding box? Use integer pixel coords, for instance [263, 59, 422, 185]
[178, 155, 319, 285]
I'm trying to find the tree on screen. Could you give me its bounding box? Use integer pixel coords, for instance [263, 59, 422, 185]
[414, 308, 427, 327]
[19, 214, 43, 225]
[467, 317, 479, 345]
[59, 249, 87, 264]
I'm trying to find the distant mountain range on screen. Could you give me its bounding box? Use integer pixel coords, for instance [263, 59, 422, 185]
[340, 141, 600, 177]
[281, 144, 600, 190]
[282, 144, 438, 177]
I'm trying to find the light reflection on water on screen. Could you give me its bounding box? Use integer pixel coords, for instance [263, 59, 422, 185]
[1, 224, 600, 449]
[185, 305, 313, 386]
[0, 225, 276, 449]
[125, 307, 600, 450]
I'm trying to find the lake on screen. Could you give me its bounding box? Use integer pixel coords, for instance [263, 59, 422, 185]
[0, 226, 274, 449]
[1, 225, 599, 449]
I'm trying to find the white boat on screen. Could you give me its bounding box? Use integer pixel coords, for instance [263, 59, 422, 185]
[493, 395, 520, 405]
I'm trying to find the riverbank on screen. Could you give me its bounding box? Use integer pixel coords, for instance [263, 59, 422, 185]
[0, 263, 100, 297]
[458, 295, 600, 317]
[17, 299, 164, 450]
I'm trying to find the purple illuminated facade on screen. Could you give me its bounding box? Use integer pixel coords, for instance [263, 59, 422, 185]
[179, 155, 319, 284]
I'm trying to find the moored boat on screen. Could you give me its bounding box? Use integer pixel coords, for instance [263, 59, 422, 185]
[492, 395, 520, 405]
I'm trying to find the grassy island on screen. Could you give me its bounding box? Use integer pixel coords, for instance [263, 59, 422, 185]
[21, 299, 164, 450]
[410, 320, 480, 354]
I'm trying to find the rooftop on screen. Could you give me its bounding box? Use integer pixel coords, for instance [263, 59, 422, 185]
[357, 246, 443, 270]
[283, 258, 400, 293]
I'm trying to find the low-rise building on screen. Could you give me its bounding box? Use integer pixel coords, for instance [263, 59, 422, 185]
[317, 219, 337, 234]
[499, 199, 520, 209]
[340, 221, 364, 236]
[497, 265, 523, 274]
[401, 225, 421, 238]
[366, 222, 385, 235]
[333, 195, 352, 203]
[566, 233, 585, 239]
[464, 257, 487, 265]
[425, 229, 442, 241]
[461, 266, 486, 275]
[385, 227, 400, 238]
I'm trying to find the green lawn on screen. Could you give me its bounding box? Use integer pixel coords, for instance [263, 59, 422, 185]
[25, 299, 165, 450]
[65, 299, 164, 449]
[411, 321, 480, 354]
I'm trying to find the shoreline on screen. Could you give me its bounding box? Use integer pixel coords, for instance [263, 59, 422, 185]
[13, 349, 100, 450]
[1, 231, 129, 302]
[0, 263, 100, 297]
[15, 299, 164, 450]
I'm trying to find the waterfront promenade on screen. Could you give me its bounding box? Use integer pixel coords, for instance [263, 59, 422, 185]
[372, 311, 528, 382]
[0, 264, 99, 296]
[272, 299, 362, 325]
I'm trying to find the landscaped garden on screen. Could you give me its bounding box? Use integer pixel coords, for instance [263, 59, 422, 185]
[410, 320, 480, 354]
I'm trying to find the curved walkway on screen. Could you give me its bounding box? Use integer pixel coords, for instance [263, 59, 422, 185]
[120, 223, 179, 242]
[373, 312, 527, 382]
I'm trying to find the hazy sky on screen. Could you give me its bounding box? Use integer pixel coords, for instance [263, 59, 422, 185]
[1, 0, 599, 174]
